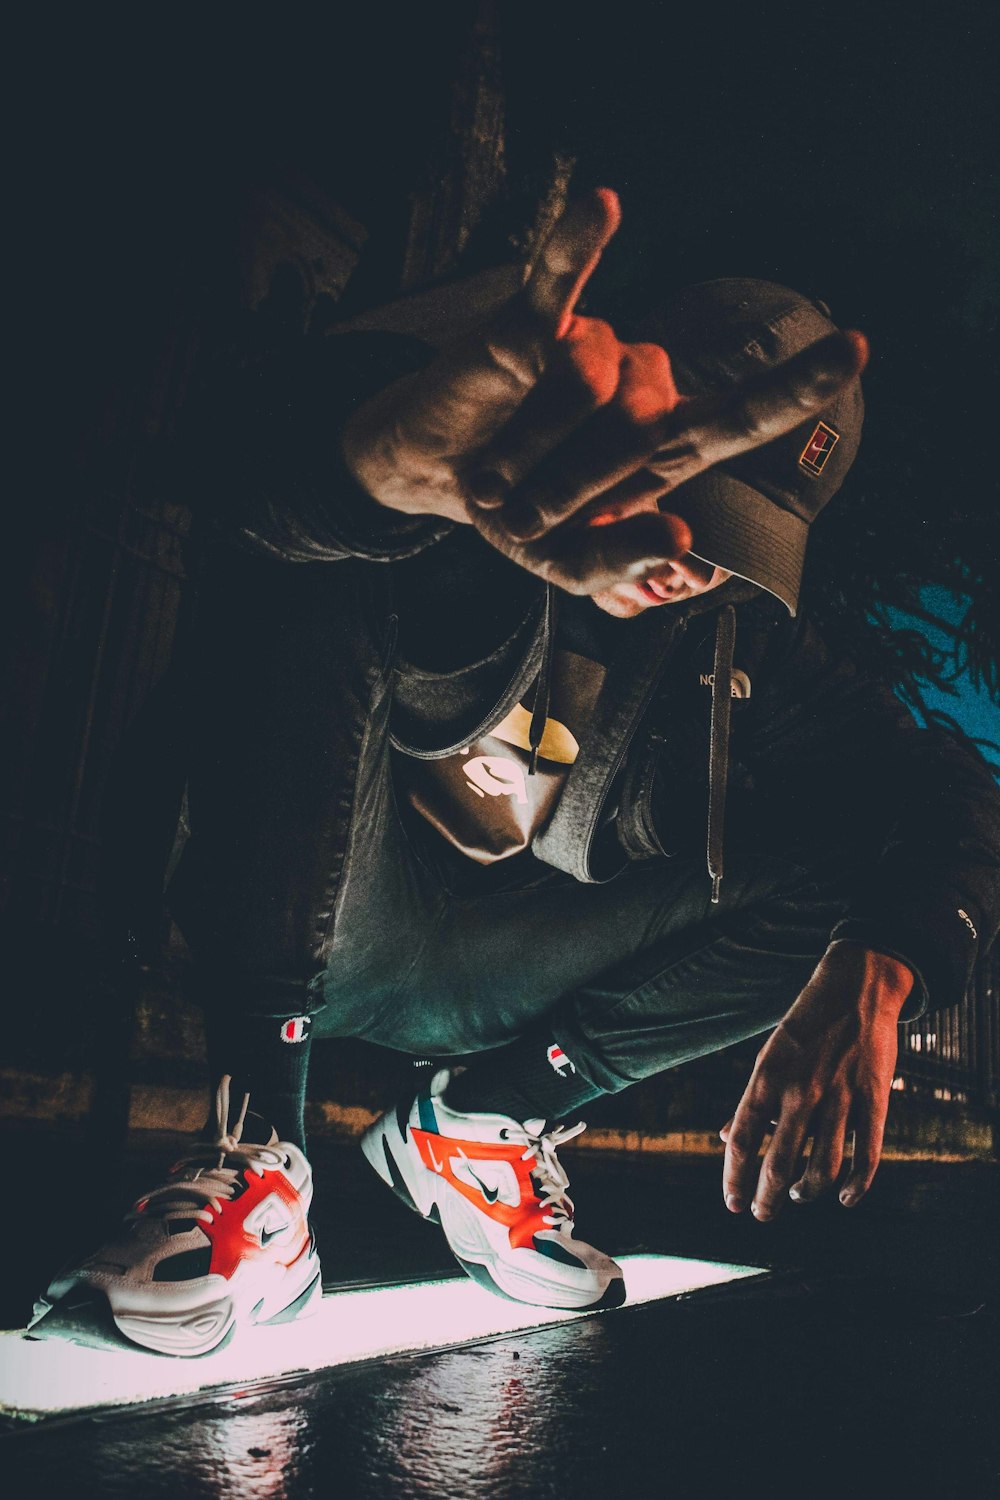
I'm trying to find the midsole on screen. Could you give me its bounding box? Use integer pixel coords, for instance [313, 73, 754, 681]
[98, 1246, 322, 1354]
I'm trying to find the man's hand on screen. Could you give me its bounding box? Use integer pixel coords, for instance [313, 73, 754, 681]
[720, 944, 913, 1220]
[342, 188, 868, 597]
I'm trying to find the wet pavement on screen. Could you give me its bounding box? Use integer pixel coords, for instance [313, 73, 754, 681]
[3, 1126, 998, 1496]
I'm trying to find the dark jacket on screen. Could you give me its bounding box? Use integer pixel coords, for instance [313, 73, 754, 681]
[193, 331, 1000, 1019]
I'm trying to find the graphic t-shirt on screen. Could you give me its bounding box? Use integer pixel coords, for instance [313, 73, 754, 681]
[396, 598, 624, 865]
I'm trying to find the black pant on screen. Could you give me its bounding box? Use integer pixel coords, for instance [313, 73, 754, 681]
[168, 555, 856, 1096]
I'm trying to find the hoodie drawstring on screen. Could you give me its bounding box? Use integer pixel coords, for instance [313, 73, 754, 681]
[707, 604, 735, 904]
[528, 583, 557, 776]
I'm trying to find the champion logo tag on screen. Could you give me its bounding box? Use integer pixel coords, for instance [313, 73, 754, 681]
[546, 1043, 576, 1077]
[798, 420, 840, 476]
[280, 1016, 312, 1044]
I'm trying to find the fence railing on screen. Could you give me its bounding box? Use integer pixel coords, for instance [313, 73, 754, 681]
[895, 948, 999, 1110]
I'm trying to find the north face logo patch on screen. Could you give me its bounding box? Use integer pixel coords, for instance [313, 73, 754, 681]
[699, 669, 752, 700]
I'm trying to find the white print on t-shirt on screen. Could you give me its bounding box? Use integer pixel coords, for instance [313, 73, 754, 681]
[460, 748, 528, 805]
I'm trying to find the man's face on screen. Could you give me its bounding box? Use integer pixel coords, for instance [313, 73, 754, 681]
[590, 552, 732, 618]
[584, 492, 732, 618]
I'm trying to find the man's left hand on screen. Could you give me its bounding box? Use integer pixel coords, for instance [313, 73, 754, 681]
[720, 943, 913, 1220]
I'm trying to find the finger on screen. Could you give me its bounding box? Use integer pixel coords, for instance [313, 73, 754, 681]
[524, 188, 622, 337]
[839, 1095, 888, 1207]
[644, 330, 869, 485]
[722, 1080, 778, 1212]
[719, 1114, 777, 1143]
[361, 192, 622, 468]
[789, 1092, 851, 1203]
[752, 1094, 815, 1221]
[579, 469, 674, 528]
[514, 511, 692, 595]
[502, 329, 867, 541]
[500, 342, 683, 540]
[464, 318, 622, 506]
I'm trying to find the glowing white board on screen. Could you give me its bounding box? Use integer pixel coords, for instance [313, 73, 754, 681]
[0, 1254, 765, 1420]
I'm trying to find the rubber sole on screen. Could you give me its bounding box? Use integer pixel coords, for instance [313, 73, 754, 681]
[28, 1255, 323, 1358]
[27, 1286, 153, 1355]
[454, 1254, 628, 1310]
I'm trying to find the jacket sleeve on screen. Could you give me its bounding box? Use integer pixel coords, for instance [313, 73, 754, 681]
[185, 330, 455, 563]
[746, 610, 1000, 1018]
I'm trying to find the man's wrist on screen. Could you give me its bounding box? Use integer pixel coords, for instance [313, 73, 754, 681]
[825, 940, 914, 1012]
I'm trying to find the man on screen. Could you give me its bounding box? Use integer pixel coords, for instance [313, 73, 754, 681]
[31, 190, 1000, 1355]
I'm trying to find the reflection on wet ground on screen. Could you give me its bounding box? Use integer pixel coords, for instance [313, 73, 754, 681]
[3, 1130, 998, 1496]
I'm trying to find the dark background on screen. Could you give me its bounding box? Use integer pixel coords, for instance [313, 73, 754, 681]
[27, 1, 1000, 710]
[4, 2, 997, 1135]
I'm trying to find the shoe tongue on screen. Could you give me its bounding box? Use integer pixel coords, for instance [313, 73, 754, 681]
[230, 1109, 279, 1148]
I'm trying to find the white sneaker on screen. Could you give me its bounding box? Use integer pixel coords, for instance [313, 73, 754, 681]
[361, 1070, 625, 1310]
[29, 1077, 321, 1357]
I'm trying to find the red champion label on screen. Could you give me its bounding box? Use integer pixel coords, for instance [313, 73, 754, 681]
[280, 1016, 311, 1044]
[799, 421, 840, 476]
[546, 1043, 576, 1076]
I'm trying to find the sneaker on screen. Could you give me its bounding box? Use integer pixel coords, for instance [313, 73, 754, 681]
[361, 1070, 625, 1310]
[28, 1076, 321, 1357]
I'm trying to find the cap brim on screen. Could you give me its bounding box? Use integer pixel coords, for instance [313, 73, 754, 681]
[667, 472, 809, 616]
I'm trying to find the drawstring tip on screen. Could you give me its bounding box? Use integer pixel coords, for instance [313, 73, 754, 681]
[710, 874, 722, 905]
[527, 746, 539, 777]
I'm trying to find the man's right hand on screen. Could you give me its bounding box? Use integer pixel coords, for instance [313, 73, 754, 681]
[342, 188, 867, 597]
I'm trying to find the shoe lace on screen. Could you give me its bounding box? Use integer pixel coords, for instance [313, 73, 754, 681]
[126, 1075, 287, 1229]
[509, 1120, 587, 1229]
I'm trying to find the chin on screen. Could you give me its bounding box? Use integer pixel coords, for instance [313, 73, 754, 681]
[590, 579, 668, 615]
[588, 588, 650, 619]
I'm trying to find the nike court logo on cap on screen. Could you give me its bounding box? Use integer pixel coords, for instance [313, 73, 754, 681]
[799, 421, 840, 476]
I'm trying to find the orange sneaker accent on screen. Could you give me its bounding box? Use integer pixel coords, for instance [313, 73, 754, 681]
[410, 1128, 551, 1250]
[202, 1169, 308, 1280]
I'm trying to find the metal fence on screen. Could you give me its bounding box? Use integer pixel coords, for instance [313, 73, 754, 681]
[895, 948, 999, 1109]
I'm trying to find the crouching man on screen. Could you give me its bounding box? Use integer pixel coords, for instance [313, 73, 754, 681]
[31, 190, 1000, 1355]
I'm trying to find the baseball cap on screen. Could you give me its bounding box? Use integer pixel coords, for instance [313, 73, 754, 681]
[641, 278, 864, 615]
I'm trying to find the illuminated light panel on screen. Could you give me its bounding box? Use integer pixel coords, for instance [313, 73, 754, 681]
[0, 1254, 764, 1420]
